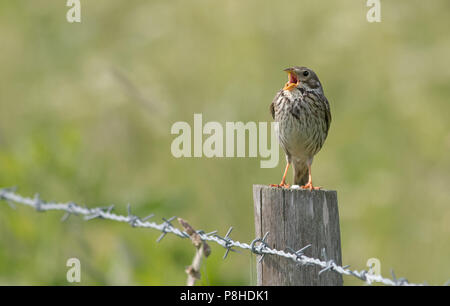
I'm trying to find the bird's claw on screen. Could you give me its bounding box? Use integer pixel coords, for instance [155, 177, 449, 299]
[270, 183, 291, 189]
[300, 183, 321, 191]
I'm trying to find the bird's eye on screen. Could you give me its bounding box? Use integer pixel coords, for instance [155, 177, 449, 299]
[303, 70, 309, 77]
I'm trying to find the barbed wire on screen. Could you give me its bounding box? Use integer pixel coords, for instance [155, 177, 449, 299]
[0, 187, 436, 286]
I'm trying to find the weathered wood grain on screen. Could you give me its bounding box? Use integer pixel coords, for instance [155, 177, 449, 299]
[253, 185, 343, 286]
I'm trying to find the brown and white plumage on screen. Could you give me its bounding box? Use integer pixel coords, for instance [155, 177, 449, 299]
[270, 66, 331, 189]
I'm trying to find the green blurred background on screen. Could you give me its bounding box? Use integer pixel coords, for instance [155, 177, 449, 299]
[0, 0, 449, 285]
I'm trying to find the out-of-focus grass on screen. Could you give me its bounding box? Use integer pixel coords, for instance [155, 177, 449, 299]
[0, 0, 449, 285]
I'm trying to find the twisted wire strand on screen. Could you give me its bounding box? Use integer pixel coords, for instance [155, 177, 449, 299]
[0, 188, 428, 286]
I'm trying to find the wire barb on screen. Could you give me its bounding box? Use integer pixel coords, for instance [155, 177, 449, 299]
[157, 216, 176, 243]
[250, 232, 270, 263]
[126, 203, 141, 227]
[318, 248, 336, 275]
[215, 227, 240, 259]
[285, 244, 312, 266]
[33, 193, 43, 212]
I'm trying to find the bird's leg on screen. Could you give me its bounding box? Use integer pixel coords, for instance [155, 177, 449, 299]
[270, 163, 290, 188]
[280, 163, 290, 187]
[301, 165, 321, 190]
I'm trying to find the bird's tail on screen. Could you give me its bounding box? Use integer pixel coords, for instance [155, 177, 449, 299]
[292, 162, 309, 186]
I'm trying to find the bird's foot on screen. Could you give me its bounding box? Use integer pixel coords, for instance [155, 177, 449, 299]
[270, 183, 291, 189]
[300, 182, 321, 191]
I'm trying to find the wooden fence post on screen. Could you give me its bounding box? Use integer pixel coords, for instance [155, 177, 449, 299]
[253, 185, 343, 286]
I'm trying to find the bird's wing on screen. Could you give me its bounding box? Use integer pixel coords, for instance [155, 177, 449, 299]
[324, 96, 332, 135]
[270, 90, 282, 119]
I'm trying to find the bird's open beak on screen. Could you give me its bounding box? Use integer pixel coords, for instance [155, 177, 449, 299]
[283, 68, 299, 91]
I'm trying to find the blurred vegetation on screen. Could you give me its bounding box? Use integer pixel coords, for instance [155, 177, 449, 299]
[0, 0, 449, 285]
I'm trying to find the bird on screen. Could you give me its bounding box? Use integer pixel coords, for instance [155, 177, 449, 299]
[270, 66, 331, 190]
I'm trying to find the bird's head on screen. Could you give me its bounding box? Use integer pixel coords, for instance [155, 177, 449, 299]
[283, 66, 323, 93]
